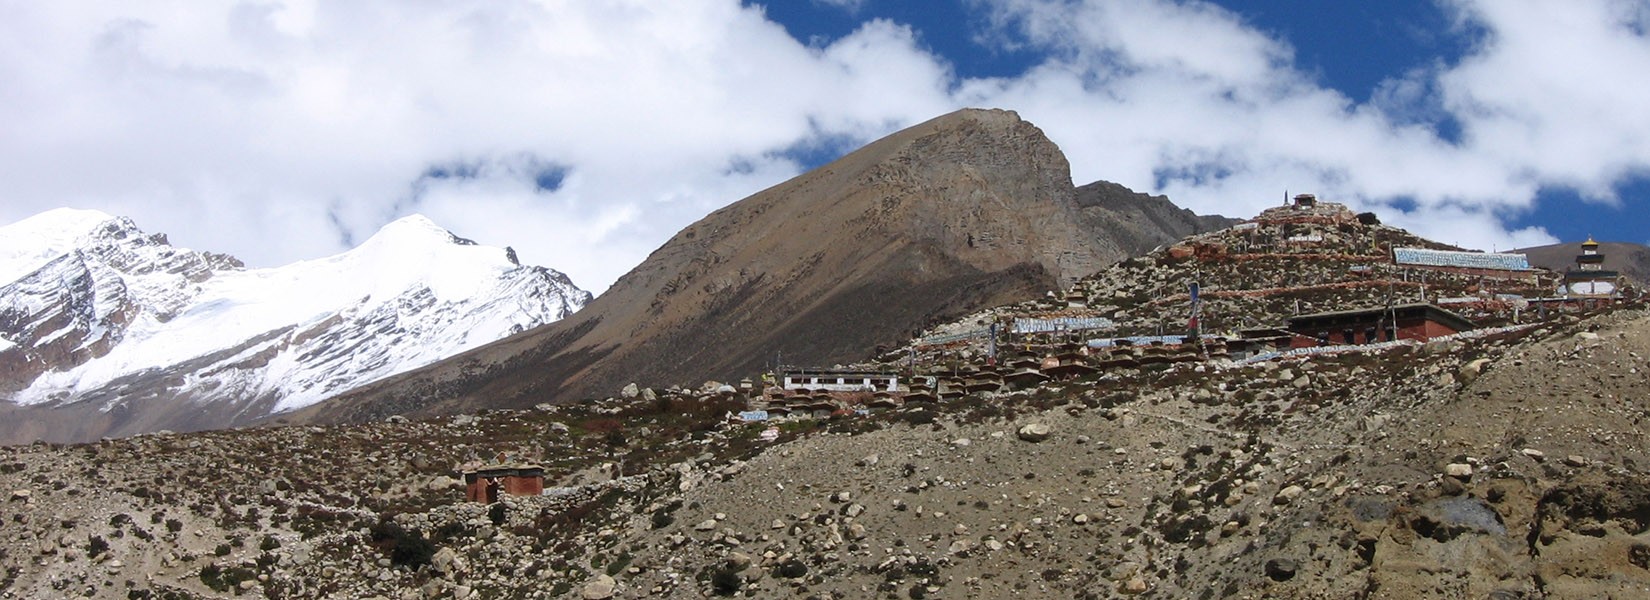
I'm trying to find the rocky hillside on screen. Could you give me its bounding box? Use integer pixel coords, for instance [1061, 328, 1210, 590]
[0, 211, 590, 444]
[299, 109, 1233, 425]
[1, 305, 1645, 599]
[2, 200, 1648, 598]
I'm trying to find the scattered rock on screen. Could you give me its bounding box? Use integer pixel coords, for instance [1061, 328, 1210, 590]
[1121, 577, 1149, 594]
[1017, 423, 1051, 443]
[1264, 558, 1298, 582]
[432, 547, 462, 577]
[1458, 358, 1491, 383]
[1439, 476, 1466, 496]
[727, 552, 753, 570]
[582, 574, 617, 599]
[1274, 485, 1306, 505]
[1445, 463, 1474, 480]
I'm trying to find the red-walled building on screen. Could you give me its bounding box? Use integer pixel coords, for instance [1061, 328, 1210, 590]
[1286, 302, 1473, 349]
[461, 464, 545, 503]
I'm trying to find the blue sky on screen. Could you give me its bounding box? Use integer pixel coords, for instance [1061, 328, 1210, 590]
[2, 1, 1648, 291]
[759, 0, 1647, 251]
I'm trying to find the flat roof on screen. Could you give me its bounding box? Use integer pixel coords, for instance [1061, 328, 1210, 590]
[462, 463, 545, 475]
[1287, 302, 1474, 332]
[781, 369, 897, 377]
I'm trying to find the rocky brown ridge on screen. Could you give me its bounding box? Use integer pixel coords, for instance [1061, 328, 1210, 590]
[3, 212, 1648, 599]
[294, 108, 1233, 425]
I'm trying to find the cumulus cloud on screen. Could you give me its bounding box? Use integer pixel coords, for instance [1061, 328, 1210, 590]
[966, 0, 1650, 248]
[813, 0, 869, 15]
[3, 0, 1648, 293]
[0, 1, 953, 291]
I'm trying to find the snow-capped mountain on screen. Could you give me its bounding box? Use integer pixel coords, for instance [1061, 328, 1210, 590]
[0, 209, 590, 441]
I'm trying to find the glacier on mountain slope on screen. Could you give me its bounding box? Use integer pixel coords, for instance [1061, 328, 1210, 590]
[0, 209, 591, 415]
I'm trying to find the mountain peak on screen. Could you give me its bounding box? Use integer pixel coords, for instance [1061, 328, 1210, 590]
[366, 214, 472, 246]
[1, 207, 118, 235]
[307, 109, 1233, 421]
[0, 208, 127, 284]
[933, 107, 1024, 126]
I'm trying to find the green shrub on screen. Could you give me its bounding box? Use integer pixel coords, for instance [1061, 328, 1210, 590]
[86, 536, 109, 558]
[650, 510, 675, 530]
[773, 559, 808, 578]
[369, 519, 435, 568]
[198, 564, 256, 592]
[710, 566, 743, 595]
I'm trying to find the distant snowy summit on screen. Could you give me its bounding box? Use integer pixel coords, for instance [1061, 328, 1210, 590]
[0, 209, 590, 442]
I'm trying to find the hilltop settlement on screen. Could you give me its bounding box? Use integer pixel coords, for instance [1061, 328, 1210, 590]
[739, 194, 1631, 423]
[3, 189, 1649, 600]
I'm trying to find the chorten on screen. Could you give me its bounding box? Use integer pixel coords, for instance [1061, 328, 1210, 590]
[1563, 237, 1618, 297]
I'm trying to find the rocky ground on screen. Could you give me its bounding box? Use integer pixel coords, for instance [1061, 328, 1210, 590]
[2, 305, 1648, 599]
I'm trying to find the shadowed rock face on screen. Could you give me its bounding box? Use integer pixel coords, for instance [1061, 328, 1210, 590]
[299, 108, 1234, 424]
[1072, 180, 1239, 260]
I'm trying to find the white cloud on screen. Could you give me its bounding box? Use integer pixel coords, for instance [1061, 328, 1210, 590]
[966, 0, 1650, 249]
[813, 0, 869, 15]
[1436, 0, 1650, 202]
[4, 0, 1649, 295]
[0, 1, 952, 291]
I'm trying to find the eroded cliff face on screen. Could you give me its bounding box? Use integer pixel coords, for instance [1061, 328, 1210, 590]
[307, 108, 1234, 423]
